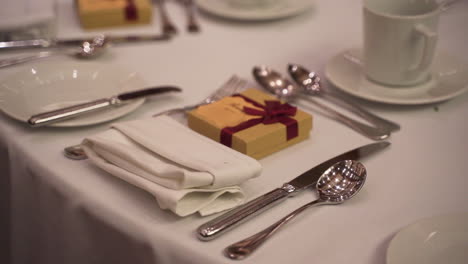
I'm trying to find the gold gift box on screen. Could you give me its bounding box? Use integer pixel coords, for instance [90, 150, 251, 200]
[76, 0, 152, 29]
[187, 88, 313, 159]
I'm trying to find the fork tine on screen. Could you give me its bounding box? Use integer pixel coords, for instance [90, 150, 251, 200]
[210, 75, 241, 101]
[153, 75, 246, 117]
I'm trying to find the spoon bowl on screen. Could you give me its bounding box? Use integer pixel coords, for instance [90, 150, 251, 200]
[225, 160, 367, 260]
[287, 63, 400, 132]
[316, 159, 367, 203]
[253, 66, 299, 99]
[252, 65, 390, 140]
[76, 35, 109, 58]
[287, 64, 322, 94]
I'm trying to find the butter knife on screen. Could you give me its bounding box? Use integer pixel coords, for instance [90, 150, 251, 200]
[27, 86, 181, 127]
[196, 141, 390, 240]
[0, 34, 171, 51]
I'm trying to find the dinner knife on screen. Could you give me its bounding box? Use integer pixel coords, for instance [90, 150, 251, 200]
[27, 86, 181, 127]
[196, 141, 390, 241]
[0, 34, 171, 51]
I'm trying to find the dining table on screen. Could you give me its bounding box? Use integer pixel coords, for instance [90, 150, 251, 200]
[1, 0, 468, 263]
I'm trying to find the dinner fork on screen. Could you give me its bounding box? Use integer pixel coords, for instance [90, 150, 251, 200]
[63, 75, 247, 160]
[153, 75, 247, 117]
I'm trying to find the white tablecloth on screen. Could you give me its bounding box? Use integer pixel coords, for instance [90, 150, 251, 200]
[1, 0, 468, 263]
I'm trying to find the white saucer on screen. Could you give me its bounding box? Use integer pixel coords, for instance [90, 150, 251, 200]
[325, 48, 468, 105]
[0, 59, 147, 127]
[386, 213, 468, 264]
[197, 0, 313, 21]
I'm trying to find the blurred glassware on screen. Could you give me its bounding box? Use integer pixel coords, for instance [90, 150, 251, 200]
[0, 0, 57, 42]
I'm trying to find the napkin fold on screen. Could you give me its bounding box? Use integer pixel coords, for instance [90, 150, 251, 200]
[82, 116, 262, 216]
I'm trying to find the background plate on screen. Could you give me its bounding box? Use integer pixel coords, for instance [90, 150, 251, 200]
[387, 213, 468, 264]
[197, 0, 313, 21]
[0, 59, 146, 127]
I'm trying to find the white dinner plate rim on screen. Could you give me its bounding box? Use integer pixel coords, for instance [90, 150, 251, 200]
[325, 48, 468, 105]
[0, 60, 147, 127]
[197, 0, 313, 21]
[386, 212, 468, 264]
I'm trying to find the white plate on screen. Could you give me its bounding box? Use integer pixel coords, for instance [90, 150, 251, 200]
[0, 60, 147, 127]
[387, 213, 468, 264]
[325, 48, 468, 105]
[197, 0, 313, 21]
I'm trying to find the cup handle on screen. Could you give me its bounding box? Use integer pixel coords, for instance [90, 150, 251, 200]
[410, 24, 437, 71]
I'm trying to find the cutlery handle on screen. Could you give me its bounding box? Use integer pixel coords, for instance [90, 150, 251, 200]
[321, 92, 400, 132]
[301, 97, 390, 141]
[183, 0, 200, 32]
[0, 39, 52, 50]
[225, 199, 322, 260]
[196, 185, 293, 241]
[157, 0, 178, 34]
[28, 98, 112, 127]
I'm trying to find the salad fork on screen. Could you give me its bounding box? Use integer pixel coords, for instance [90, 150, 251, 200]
[153, 75, 247, 117]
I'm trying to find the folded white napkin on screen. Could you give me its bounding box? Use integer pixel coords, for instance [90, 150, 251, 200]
[82, 116, 262, 217]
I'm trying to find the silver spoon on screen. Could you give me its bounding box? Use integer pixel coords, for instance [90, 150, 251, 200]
[288, 63, 400, 132]
[225, 160, 367, 260]
[253, 66, 390, 141]
[0, 35, 109, 68]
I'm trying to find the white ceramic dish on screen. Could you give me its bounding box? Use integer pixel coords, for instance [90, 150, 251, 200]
[0, 59, 147, 127]
[197, 0, 313, 21]
[325, 48, 468, 105]
[386, 213, 468, 264]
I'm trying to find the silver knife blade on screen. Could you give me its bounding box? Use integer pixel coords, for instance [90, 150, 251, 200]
[27, 86, 181, 127]
[196, 141, 390, 240]
[288, 141, 390, 191]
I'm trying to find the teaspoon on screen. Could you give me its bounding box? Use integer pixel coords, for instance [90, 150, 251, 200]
[0, 35, 109, 68]
[253, 66, 390, 141]
[225, 160, 367, 260]
[288, 63, 400, 132]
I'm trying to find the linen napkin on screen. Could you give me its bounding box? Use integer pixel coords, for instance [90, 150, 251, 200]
[81, 116, 262, 216]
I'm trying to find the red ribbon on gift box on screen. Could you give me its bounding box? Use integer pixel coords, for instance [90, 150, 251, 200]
[125, 0, 138, 20]
[220, 94, 299, 147]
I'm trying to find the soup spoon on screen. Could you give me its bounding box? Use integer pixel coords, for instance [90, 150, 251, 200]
[253, 66, 390, 140]
[225, 160, 367, 260]
[288, 63, 400, 132]
[0, 35, 108, 68]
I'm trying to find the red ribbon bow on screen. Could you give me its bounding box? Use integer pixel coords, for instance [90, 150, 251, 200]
[220, 94, 299, 147]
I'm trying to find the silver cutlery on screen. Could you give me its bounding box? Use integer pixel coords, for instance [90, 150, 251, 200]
[63, 75, 246, 160]
[225, 160, 367, 260]
[29, 86, 182, 127]
[155, 0, 178, 35]
[153, 75, 246, 117]
[288, 63, 400, 132]
[253, 66, 390, 141]
[179, 0, 200, 32]
[196, 141, 389, 240]
[0, 34, 171, 51]
[0, 36, 108, 68]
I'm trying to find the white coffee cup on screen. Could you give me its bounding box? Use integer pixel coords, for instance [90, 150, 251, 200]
[363, 0, 441, 87]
